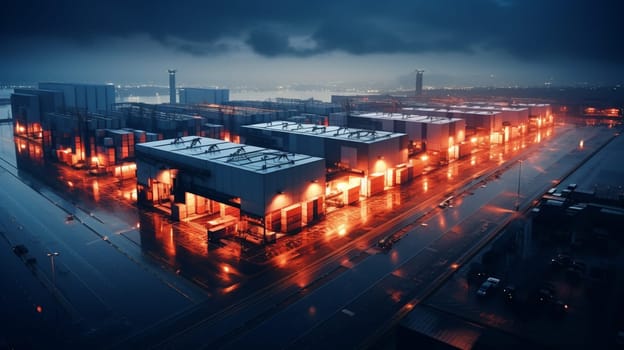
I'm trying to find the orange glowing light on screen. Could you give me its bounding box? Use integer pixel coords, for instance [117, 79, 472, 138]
[579, 140, 584, 149]
[451, 263, 460, 269]
[373, 159, 387, 174]
[278, 255, 288, 267]
[36, 305, 43, 313]
[470, 137, 478, 144]
[420, 154, 429, 162]
[222, 283, 239, 294]
[92, 181, 100, 202]
[222, 265, 230, 273]
[67, 181, 74, 187]
[338, 224, 347, 237]
[336, 181, 348, 192]
[390, 290, 403, 303]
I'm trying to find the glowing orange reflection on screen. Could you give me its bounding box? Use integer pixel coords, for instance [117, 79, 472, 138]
[222, 283, 239, 294]
[373, 159, 387, 174]
[92, 180, 100, 202]
[338, 224, 347, 237]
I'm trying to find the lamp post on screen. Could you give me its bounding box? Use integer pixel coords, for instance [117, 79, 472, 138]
[47, 252, 60, 286]
[516, 160, 523, 211]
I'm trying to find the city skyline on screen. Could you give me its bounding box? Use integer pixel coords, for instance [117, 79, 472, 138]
[1, 0, 622, 88]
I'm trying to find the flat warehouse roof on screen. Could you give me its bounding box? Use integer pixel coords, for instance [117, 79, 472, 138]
[402, 107, 499, 116]
[450, 105, 528, 112]
[136, 136, 323, 174]
[244, 121, 405, 144]
[355, 112, 465, 123]
[513, 103, 550, 107]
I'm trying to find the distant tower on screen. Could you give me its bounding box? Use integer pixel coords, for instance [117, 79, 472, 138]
[415, 69, 424, 96]
[168, 69, 177, 104]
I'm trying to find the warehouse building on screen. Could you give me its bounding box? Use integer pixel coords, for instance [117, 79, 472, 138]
[11, 82, 117, 161]
[402, 107, 520, 144]
[126, 102, 285, 143]
[228, 98, 342, 119]
[512, 103, 553, 129]
[450, 105, 529, 127]
[38, 82, 116, 115]
[46, 111, 125, 166]
[241, 121, 410, 206]
[179, 88, 230, 105]
[348, 112, 467, 162]
[115, 102, 221, 139]
[11, 88, 64, 157]
[135, 136, 326, 242]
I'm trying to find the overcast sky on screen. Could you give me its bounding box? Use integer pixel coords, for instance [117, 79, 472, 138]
[1, 0, 622, 89]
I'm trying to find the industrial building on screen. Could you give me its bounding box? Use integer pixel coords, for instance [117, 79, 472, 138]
[241, 121, 410, 205]
[133, 103, 285, 143]
[38, 82, 116, 114]
[512, 103, 554, 129]
[11, 88, 63, 152]
[135, 136, 326, 242]
[11, 83, 117, 164]
[348, 112, 466, 161]
[179, 88, 230, 105]
[115, 102, 221, 140]
[402, 107, 513, 144]
[46, 111, 126, 166]
[227, 98, 342, 118]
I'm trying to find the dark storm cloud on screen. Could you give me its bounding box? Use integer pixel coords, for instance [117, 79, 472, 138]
[1, 0, 621, 63]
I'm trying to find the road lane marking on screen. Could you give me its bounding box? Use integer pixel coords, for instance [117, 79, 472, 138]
[86, 238, 102, 245]
[342, 309, 355, 317]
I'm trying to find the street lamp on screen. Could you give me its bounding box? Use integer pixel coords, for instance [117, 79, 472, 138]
[516, 160, 523, 211]
[47, 252, 60, 286]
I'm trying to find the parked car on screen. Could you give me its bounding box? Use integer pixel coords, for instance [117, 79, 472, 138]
[477, 277, 501, 297]
[377, 238, 392, 250]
